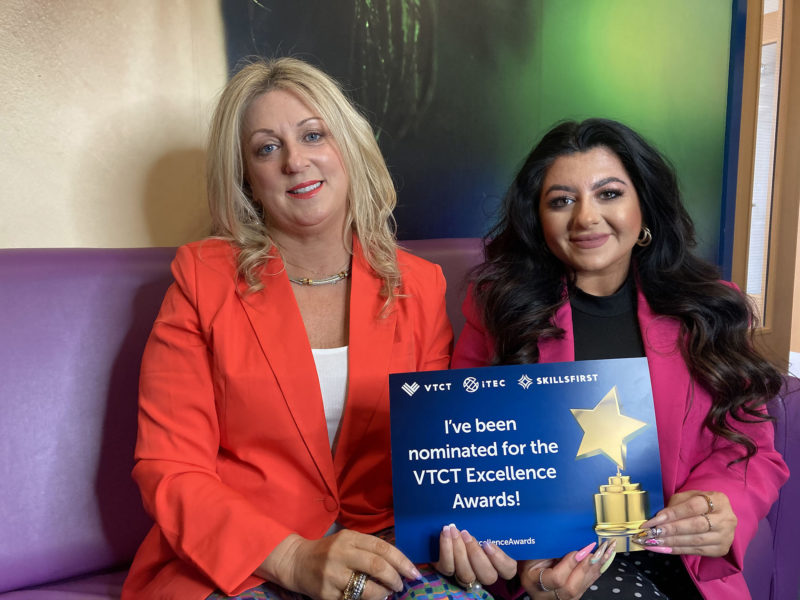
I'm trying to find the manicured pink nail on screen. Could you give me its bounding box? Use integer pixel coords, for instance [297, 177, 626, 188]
[600, 548, 617, 574]
[442, 524, 451, 535]
[460, 529, 473, 543]
[647, 546, 673, 554]
[408, 566, 422, 580]
[481, 541, 496, 555]
[634, 527, 663, 541]
[574, 541, 597, 562]
[449, 524, 459, 539]
[590, 541, 610, 564]
[641, 538, 664, 546]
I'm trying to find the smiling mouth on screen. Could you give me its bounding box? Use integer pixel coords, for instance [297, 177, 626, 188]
[288, 181, 323, 196]
[571, 234, 610, 249]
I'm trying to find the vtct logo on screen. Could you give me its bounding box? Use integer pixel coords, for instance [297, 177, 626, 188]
[401, 382, 420, 396]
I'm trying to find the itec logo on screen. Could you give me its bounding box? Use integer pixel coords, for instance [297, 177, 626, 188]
[463, 377, 506, 393]
[401, 382, 420, 396]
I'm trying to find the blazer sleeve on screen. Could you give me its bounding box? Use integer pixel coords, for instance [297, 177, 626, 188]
[132, 246, 288, 595]
[451, 286, 495, 368]
[677, 394, 789, 581]
[676, 279, 790, 580]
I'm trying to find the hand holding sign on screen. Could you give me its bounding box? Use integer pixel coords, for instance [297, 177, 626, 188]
[519, 540, 616, 600]
[434, 524, 517, 589]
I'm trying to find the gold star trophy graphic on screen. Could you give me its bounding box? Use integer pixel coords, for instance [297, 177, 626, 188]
[571, 386, 649, 552]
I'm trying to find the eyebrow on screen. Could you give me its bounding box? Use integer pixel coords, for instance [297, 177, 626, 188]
[543, 177, 627, 195]
[248, 117, 324, 140]
[592, 176, 627, 189]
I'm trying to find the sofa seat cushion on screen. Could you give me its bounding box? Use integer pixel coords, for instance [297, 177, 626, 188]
[0, 570, 127, 599]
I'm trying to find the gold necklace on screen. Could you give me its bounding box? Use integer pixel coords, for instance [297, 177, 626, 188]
[288, 268, 350, 286]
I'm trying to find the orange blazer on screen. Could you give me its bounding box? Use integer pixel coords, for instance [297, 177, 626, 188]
[122, 237, 453, 600]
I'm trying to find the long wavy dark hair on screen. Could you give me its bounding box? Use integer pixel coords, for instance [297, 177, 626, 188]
[473, 118, 782, 461]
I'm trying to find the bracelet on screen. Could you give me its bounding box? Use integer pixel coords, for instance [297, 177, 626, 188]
[538, 568, 553, 592]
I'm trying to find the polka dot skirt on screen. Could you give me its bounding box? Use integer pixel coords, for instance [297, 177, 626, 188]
[581, 552, 702, 600]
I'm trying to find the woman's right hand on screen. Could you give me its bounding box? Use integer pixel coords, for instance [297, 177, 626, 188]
[433, 524, 517, 588]
[519, 541, 615, 600]
[257, 530, 421, 600]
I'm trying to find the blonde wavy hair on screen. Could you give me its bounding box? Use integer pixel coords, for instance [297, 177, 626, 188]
[206, 57, 400, 304]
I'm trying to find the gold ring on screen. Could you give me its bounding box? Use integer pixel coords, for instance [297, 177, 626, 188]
[699, 493, 714, 514]
[343, 571, 368, 600]
[538, 568, 553, 592]
[702, 513, 713, 532]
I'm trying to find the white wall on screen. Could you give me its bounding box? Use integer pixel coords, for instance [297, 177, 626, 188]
[0, 0, 227, 248]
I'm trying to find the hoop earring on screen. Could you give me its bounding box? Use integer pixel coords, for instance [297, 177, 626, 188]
[636, 226, 652, 247]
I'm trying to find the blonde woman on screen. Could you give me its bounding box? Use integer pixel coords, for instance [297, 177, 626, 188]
[122, 58, 515, 600]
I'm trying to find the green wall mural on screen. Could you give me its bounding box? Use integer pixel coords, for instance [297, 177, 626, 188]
[223, 0, 734, 263]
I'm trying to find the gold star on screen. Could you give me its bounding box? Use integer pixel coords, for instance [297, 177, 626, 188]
[570, 386, 647, 470]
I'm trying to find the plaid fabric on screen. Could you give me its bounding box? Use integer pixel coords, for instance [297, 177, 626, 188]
[207, 565, 494, 600]
[205, 528, 495, 600]
[206, 584, 285, 600]
[400, 565, 494, 600]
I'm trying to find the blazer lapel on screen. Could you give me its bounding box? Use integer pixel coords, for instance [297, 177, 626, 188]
[239, 250, 338, 496]
[334, 238, 397, 471]
[636, 289, 688, 495]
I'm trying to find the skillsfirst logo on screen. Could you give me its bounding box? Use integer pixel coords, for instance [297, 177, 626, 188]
[517, 375, 533, 390]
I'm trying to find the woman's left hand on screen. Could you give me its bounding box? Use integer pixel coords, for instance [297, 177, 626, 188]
[433, 524, 517, 588]
[635, 490, 737, 557]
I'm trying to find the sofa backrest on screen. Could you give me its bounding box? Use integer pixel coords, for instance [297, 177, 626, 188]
[762, 376, 800, 600]
[1, 241, 797, 599]
[402, 238, 483, 339]
[0, 239, 482, 592]
[0, 248, 173, 592]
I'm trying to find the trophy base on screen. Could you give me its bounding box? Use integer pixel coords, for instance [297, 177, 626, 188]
[595, 522, 646, 552]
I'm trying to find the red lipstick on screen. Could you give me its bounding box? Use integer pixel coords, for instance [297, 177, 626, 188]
[287, 180, 323, 199]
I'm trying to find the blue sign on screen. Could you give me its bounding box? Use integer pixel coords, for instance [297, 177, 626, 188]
[389, 358, 664, 561]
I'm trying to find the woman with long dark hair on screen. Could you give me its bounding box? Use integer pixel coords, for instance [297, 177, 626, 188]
[452, 119, 789, 600]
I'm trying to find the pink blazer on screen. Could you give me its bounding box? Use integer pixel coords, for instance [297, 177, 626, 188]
[123, 238, 453, 599]
[453, 287, 789, 600]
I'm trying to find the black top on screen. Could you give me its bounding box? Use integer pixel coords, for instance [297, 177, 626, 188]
[570, 277, 645, 361]
[570, 279, 703, 599]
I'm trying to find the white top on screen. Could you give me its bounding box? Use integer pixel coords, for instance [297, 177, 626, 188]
[311, 346, 349, 450]
[312, 345, 348, 537]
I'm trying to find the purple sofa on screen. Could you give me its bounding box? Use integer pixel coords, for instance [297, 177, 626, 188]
[0, 240, 797, 600]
